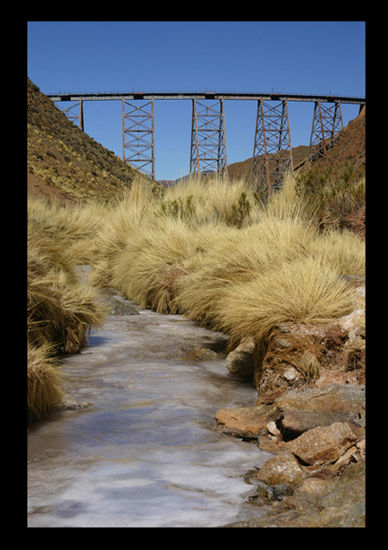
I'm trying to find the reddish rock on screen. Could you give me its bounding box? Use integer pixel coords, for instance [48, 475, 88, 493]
[226, 336, 256, 379]
[255, 452, 305, 487]
[254, 308, 365, 400]
[215, 404, 276, 439]
[298, 477, 328, 496]
[286, 422, 362, 466]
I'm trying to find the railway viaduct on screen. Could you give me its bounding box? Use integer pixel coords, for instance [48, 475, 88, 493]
[48, 91, 365, 191]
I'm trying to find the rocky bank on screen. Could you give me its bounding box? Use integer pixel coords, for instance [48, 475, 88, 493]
[215, 280, 366, 527]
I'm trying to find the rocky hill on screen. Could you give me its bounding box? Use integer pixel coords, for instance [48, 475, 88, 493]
[227, 106, 365, 182]
[27, 78, 151, 203]
[299, 105, 365, 177]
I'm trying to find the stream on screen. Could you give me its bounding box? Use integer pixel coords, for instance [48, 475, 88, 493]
[27, 308, 272, 527]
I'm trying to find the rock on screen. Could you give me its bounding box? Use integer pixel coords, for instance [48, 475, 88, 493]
[227, 461, 365, 527]
[273, 337, 292, 348]
[226, 337, 255, 379]
[215, 404, 277, 439]
[275, 384, 366, 434]
[272, 483, 294, 501]
[286, 421, 362, 466]
[219, 384, 365, 445]
[337, 308, 365, 333]
[255, 310, 365, 400]
[266, 420, 281, 438]
[255, 452, 305, 486]
[356, 437, 366, 457]
[256, 322, 327, 399]
[255, 480, 294, 502]
[298, 477, 328, 496]
[255, 480, 274, 501]
[110, 295, 140, 315]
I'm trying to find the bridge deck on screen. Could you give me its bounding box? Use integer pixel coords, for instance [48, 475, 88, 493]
[47, 91, 365, 105]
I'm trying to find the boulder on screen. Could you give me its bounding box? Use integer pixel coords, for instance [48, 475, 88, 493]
[215, 403, 277, 439]
[275, 383, 366, 438]
[255, 308, 365, 401]
[255, 452, 305, 486]
[216, 384, 365, 444]
[226, 337, 255, 379]
[286, 421, 362, 466]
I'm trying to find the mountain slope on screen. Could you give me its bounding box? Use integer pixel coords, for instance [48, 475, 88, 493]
[227, 106, 365, 183]
[27, 78, 151, 203]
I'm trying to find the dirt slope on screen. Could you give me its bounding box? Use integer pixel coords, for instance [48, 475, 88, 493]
[227, 106, 365, 183]
[27, 78, 151, 204]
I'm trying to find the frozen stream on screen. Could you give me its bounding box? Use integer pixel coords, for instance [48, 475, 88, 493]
[28, 308, 272, 527]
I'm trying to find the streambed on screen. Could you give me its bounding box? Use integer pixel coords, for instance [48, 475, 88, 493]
[27, 309, 272, 527]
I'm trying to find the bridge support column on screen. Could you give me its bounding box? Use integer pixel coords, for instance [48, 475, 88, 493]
[56, 100, 84, 131]
[308, 101, 343, 162]
[122, 99, 155, 179]
[250, 99, 293, 193]
[190, 99, 227, 177]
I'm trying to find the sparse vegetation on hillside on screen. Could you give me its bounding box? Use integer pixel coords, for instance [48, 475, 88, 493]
[294, 162, 365, 232]
[27, 78, 155, 203]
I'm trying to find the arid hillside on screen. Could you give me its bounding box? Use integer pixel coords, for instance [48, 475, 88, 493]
[227, 105, 365, 182]
[299, 105, 365, 177]
[27, 78, 153, 203]
[227, 145, 310, 183]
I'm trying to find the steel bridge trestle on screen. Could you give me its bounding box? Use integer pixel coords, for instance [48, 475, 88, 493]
[49, 91, 365, 191]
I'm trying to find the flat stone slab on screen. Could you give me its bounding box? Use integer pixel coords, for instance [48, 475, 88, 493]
[215, 403, 277, 439]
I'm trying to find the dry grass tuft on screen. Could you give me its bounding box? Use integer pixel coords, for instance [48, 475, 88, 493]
[308, 228, 365, 277]
[110, 217, 198, 313]
[213, 257, 354, 346]
[27, 343, 63, 419]
[174, 211, 317, 327]
[158, 175, 261, 227]
[27, 195, 109, 419]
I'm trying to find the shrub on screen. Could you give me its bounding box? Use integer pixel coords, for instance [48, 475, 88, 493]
[213, 256, 354, 347]
[174, 213, 316, 327]
[295, 163, 365, 230]
[27, 343, 63, 420]
[110, 217, 199, 313]
[158, 175, 260, 227]
[27, 263, 106, 354]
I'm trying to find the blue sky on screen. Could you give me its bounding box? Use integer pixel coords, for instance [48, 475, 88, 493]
[27, 21, 365, 180]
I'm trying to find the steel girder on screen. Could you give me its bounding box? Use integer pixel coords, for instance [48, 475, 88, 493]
[190, 99, 227, 177]
[250, 99, 293, 193]
[308, 101, 343, 161]
[122, 99, 155, 179]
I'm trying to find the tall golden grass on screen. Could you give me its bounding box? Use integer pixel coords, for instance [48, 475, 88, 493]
[158, 175, 261, 227]
[27, 343, 63, 419]
[27, 196, 108, 419]
[89, 173, 364, 339]
[213, 257, 354, 346]
[27, 172, 365, 416]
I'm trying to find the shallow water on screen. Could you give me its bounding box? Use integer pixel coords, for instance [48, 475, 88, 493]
[28, 310, 272, 527]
